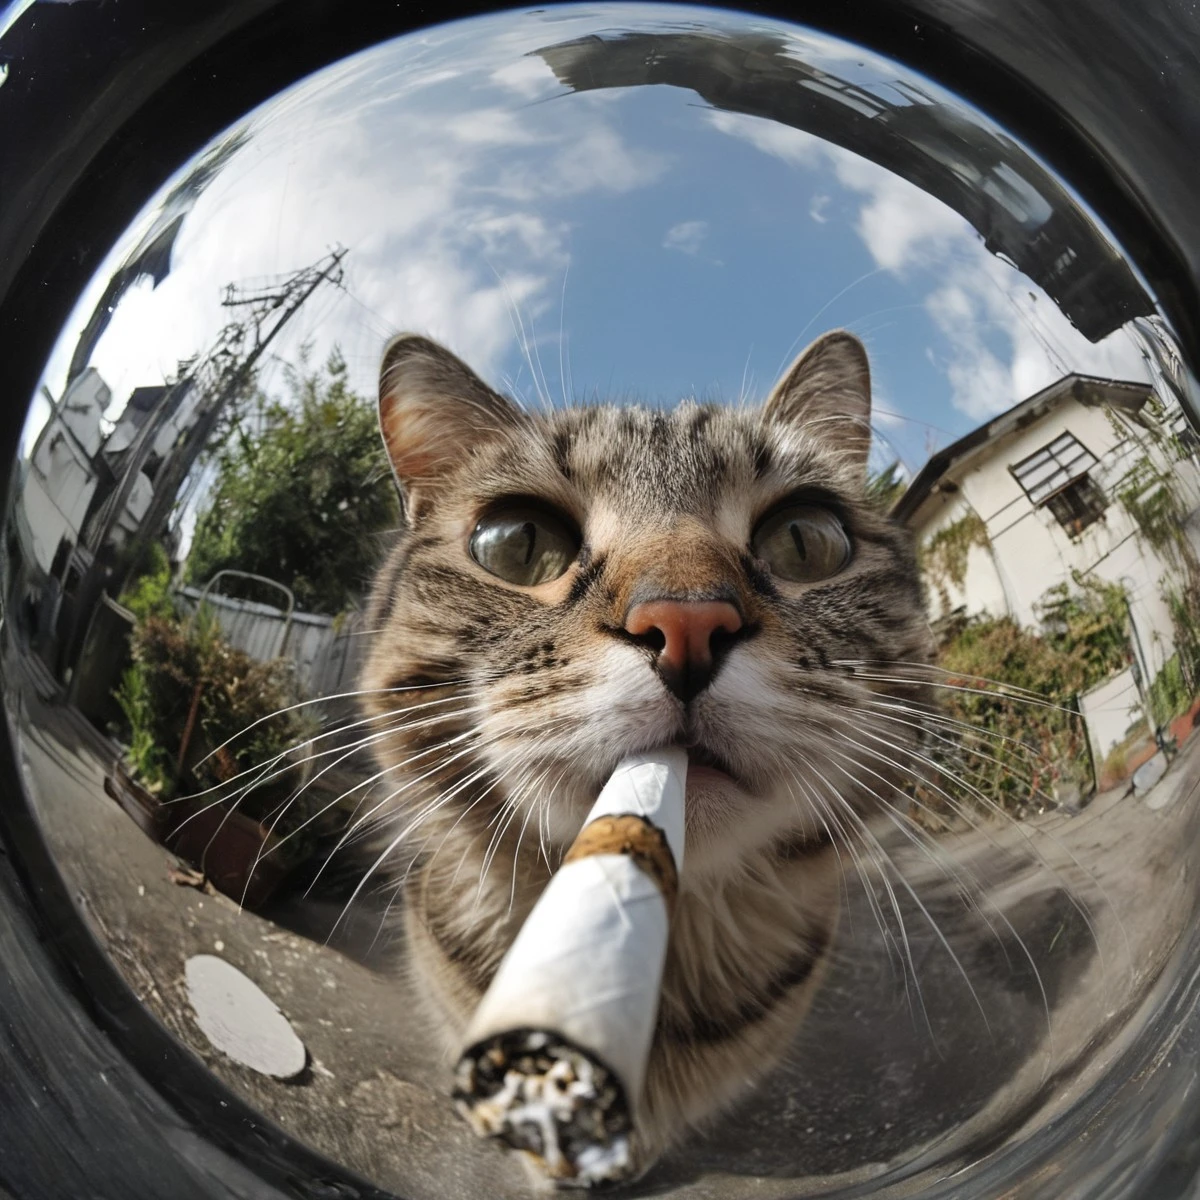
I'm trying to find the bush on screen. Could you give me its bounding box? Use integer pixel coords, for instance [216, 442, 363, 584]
[1149, 655, 1190, 726]
[914, 577, 1132, 825]
[119, 541, 175, 622]
[116, 610, 319, 841]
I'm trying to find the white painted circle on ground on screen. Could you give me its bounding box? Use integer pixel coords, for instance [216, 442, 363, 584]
[185, 954, 307, 1079]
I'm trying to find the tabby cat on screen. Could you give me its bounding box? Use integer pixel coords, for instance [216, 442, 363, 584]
[358, 329, 934, 1174]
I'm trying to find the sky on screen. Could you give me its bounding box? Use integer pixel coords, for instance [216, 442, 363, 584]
[28, 2, 1155, 481]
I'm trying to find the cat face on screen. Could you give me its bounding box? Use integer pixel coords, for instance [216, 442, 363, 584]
[361, 333, 933, 879]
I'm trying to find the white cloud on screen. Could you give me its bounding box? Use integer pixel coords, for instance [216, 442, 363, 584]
[848, 167, 964, 273]
[706, 108, 1148, 422]
[920, 254, 1148, 421]
[445, 108, 542, 146]
[468, 211, 566, 261]
[706, 110, 823, 166]
[663, 220, 709, 256]
[44, 36, 663, 418]
[489, 55, 558, 98]
[547, 123, 666, 196]
[809, 194, 830, 224]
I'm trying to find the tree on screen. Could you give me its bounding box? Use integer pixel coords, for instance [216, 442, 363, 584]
[867, 460, 908, 512]
[186, 348, 400, 615]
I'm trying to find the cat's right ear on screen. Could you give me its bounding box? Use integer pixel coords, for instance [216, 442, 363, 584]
[378, 334, 524, 520]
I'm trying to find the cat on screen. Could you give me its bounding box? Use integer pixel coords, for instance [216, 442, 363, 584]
[357, 328, 935, 1176]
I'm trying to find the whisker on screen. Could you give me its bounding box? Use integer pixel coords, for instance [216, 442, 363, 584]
[327, 721, 568, 938]
[864, 695, 1055, 765]
[304, 730, 491, 898]
[838, 666, 1081, 718]
[862, 701, 1061, 810]
[170, 703, 485, 841]
[825, 711, 1130, 1015]
[819, 733, 1054, 1055]
[502, 755, 570, 917]
[791, 752, 932, 1035]
[834, 658, 1057, 704]
[323, 712, 578, 933]
[191, 675, 489, 771]
[823, 753, 994, 1040]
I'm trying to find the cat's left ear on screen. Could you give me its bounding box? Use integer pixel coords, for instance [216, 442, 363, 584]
[762, 331, 872, 473]
[378, 334, 524, 519]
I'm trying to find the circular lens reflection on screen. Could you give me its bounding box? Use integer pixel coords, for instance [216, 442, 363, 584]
[7, 5, 1200, 1197]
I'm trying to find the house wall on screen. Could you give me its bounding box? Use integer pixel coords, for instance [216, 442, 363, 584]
[149, 387, 203, 463]
[910, 388, 1200, 779]
[917, 396, 1191, 683]
[109, 472, 154, 552]
[55, 370, 109, 459]
[21, 370, 110, 574]
[914, 494, 1010, 624]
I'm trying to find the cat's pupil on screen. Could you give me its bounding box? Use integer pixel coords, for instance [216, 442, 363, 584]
[521, 521, 536, 566]
[750, 503, 850, 582]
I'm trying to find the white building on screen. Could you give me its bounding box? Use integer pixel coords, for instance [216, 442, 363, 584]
[97, 381, 202, 553]
[11, 368, 202, 677]
[895, 374, 1200, 772]
[19, 369, 110, 578]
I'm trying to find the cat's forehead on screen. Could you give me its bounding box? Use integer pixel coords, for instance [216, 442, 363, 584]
[561, 404, 746, 496]
[511, 401, 828, 517]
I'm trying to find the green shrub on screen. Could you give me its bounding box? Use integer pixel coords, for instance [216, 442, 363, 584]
[186, 348, 399, 615]
[119, 541, 175, 622]
[1149, 655, 1190, 725]
[915, 577, 1131, 825]
[116, 609, 320, 843]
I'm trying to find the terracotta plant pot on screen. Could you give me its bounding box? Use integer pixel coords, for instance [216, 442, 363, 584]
[165, 800, 293, 910]
[104, 764, 177, 844]
[104, 762, 299, 910]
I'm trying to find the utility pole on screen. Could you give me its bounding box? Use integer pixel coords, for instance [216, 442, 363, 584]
[120, 246, 347, 575]
[61, 247, 347, 679]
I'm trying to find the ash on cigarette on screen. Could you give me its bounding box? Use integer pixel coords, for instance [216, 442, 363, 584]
[453, 1030, 634, 1186]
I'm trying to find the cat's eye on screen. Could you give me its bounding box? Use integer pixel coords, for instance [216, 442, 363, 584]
[469, 504, 580, 585]
[751, 503, 851, 582]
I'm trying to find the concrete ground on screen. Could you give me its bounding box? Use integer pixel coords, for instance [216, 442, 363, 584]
[9, 660, 1200, 1200]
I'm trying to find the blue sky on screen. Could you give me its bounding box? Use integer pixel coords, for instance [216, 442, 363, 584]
[31, 3, 1151, 481]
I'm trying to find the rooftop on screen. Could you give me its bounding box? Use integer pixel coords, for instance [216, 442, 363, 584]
[891, 373, 1152, 526]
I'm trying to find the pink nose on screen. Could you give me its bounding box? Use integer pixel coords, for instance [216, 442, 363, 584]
[624, 599, 744, 702]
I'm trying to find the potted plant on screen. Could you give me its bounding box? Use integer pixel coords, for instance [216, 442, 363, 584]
[113, 605, 321, 908]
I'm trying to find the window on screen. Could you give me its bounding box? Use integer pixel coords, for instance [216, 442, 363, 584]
[1044, 475, 1108, 536]
[1011, 431, 1107, 536]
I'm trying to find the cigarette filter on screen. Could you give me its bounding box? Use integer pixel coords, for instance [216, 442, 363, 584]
[452, 747, 687, 1186]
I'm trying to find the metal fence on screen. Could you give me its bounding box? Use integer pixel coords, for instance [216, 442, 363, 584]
[174, 578, 367, 701]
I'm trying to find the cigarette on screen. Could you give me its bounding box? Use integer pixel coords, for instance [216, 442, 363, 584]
[452, 746, 687, 1186]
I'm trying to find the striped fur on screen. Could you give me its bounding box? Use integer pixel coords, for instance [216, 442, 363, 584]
[359, 332, 934, 1172]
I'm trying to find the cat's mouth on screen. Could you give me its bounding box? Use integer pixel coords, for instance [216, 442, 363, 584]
[682, 742, 744, 787]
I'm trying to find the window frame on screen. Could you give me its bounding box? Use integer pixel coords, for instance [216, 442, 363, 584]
[1009, 430, 1107, 536]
